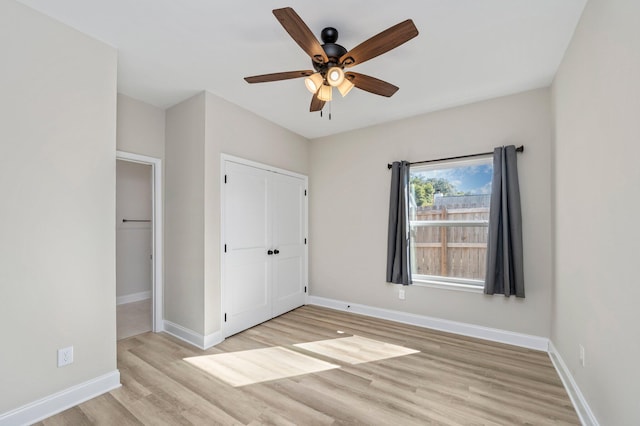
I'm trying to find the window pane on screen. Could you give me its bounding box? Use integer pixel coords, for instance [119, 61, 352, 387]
[409, 157, 492, 284]
[411, 224, 488, 280]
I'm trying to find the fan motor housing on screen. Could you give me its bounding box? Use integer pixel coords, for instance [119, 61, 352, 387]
[313, 27, 348, 71]
[322, 43, 347, 62]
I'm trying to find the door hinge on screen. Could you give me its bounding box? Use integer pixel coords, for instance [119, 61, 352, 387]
[224, 174, 227, 184]
[304, 189, 307, 196]
[224, 313, 227, 322]
[304, 286, 307, 293]
[304, 238, 307, 245]
[224, 244, 227, 253]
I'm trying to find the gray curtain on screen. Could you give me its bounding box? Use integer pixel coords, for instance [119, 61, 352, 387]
[386, 161, 412, 285]
[485, 145, 524, 297]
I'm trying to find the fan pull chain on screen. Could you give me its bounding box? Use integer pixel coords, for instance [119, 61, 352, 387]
[319, 104, 332, 120]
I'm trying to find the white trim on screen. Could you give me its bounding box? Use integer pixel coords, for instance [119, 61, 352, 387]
[548, 341, 600, 426]
[163, 321, 204, 349]
[220, 156, 228, 337]
[163, 321, 223, 350]
[303, 169, 309, 305]
[307, 296, 549, 351]
[411, 274, 485, 293]
[203, 330, 224, 349]
[116, 290, 151, 305]
[0, 371, 120, 426]
[116, 151, 164, 333]
[412, 280, 484, 294]
[220, 157, 226, 337]
[220, 153, 307, 180]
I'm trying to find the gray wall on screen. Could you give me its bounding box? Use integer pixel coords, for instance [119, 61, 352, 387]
[310, 89, 553, 337]
[0, 0, 117, 413]
[116, 93, 165, 159]
[164, 91, 310, 337]
[165, 93, 207, 334]
[115, 95, 165, 307]
[551, 0, 640, 423]
[204, 92, 311, 335]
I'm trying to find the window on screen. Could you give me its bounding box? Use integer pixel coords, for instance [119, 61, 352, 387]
[409, 157, 493, 289]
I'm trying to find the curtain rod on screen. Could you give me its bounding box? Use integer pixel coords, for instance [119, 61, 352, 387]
[387, 145, 524, 169]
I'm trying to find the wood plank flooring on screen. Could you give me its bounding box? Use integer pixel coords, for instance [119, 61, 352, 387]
[37, 305, 580, 425]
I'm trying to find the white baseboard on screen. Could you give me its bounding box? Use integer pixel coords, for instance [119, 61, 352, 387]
[116, 290, 151, 305]
[203, 330, 224, 349]
[163, 320, 223, 350]
[0, 371, 120, 426]
[307, 295, 549, 351]
[548, 341, 599, 426]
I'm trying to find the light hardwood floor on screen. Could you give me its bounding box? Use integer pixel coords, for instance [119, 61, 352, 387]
[37, 305, 579, 425]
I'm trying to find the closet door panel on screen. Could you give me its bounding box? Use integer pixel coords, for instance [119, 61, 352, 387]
[272, 173, 306, 317]
[223, 162, 272, 337]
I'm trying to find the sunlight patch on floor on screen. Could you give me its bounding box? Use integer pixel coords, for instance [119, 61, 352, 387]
[294, 335, 419, 364]
[184, 346, 340, 387]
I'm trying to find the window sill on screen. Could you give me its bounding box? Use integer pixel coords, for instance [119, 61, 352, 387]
[412, 278, 484, 294]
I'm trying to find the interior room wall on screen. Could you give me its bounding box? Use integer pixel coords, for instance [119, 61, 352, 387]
[165, 93, 206, 335]
[0, 0, 117, 414]
[164, 91, 309, 339]
[203, 92, 310, 336]
[116, 94, 165, 159]
[309, 88, 553, 338]
[116, 160, 153, 300]
[551, 0, 640, 423]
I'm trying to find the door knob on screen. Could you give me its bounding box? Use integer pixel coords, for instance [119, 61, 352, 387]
[274, 249, 280, 255]
[267, 250, 274, 255]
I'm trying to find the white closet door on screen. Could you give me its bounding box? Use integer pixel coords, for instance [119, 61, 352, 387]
[223, 162, 272, 337]
[271, 173, 306, 317]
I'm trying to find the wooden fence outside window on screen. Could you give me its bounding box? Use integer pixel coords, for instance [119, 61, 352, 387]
[411, 206, 490, 280]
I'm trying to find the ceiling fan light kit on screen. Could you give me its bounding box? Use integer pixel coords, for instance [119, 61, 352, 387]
[244, 7, 418, 113]
[337, 78, 355, 97]
[318, 84, 333, 102]
[326, 67, 345, 86]
[304, 72, 324, 93]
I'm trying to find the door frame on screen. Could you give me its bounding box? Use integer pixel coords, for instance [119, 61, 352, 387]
[220, 154, 308, 337]
[116, 151, 164, 332]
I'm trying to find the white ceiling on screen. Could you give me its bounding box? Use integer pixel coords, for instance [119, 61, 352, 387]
[19, 0, 586, 139]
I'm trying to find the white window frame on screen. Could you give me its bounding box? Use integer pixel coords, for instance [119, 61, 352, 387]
[409, 156, 492, 292]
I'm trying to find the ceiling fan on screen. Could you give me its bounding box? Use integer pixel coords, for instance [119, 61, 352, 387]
[244, 7, 419, 112]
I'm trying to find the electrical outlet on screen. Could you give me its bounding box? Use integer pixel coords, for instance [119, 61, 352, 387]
[579, 344, 585, 367]
[399, 289, 406, 300]
[57, 346, 74, 367]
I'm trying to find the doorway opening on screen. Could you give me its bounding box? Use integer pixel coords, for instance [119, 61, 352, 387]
[116, 151, 163, 337]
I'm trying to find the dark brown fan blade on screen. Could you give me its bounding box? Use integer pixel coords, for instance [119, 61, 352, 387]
[244, 70, 314, 84]
[273, 7, 328, 64]
[310, 92, 325, 112]
[340, 20, 418, 68]
[346, 72, 399, 97]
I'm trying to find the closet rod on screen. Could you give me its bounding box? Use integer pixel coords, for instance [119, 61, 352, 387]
[387, 145, 524, 169]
